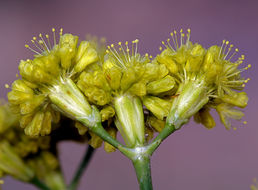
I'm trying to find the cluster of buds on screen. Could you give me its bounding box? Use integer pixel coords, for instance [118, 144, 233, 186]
[1, 28, 249, 189]
[0, 102, 67, 189]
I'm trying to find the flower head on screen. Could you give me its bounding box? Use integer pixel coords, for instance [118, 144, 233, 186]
[156, 29, 249, 129]
[77, 40, 174, 147]
[8, 28, 99, 136]
[0, 103, 66, 187]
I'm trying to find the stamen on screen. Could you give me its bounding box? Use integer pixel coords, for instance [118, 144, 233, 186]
[174, 30, 179, 49]
[218, 40, 225, 58]
[125, 41, 131, 62]
[224, 44, 233, 60]
[107, 45, 125, 68]
[228, 48, 239, 61]
[170, 32, 177, 49]
[186, 29, 191, 46]
[180, 29, 183, 47]
[39, 33, 50, 52]
[38, 40, 48, 52]
[25, 44, 42, 55]
[118, 41, 129, 63]
[45, 34, 51, 49]
[166, 38, 175, 52]
[31, 39, 44, 52]
[52, 28, 56, 46]
[134, 39, 139, 57]
[222, 41, 229, 57]
[59, 28, 63, 36]
[111, 44, 124, 65]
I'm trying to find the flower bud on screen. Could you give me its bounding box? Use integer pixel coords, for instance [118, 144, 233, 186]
[216, 103, 244, 130]
[147, 116, 165, 132]
[167, 80, 209, 128]
[146, 75, 175, 95]
[0, 141, 34, 181]
[114, 95, 145, 147]
[100, 106, 115, 122]
[156, 49, 178, 74]
[221, 92, 248, 108]
[58, 34, 78, 69]
[142, 96, 171, 120]
[19, 60, 54, 84]
[88, 131, 103, 148]
[194, 108, 216, 129]
[74, 41, 99, 73]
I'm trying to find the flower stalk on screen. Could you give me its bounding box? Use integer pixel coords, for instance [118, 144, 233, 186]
[132, 154, 152, 190]
[30, 177, 51, 190]
[48, 77, 122, 149]
[68, 145, 95, 190]
[114, 95, 145, 148]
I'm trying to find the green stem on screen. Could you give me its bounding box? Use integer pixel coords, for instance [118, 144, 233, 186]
[68, 145, 95, 190]
[153, 123, 176, 144]
[132, 154, 153, 190]
[30, 177, 51, 190]
[88, 122, 122, 149]
[146, 122, 177, 155]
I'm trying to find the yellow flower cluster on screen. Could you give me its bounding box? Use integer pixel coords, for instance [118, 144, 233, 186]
[0, 103, 65, 189]
[8, 29, 99, 136]
[1, 27, 250, 189]
[156, 29, 249, 129]
[6, 28, 249, 152]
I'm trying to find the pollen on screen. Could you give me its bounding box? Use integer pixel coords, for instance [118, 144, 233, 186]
[25, 28, 64, 56]
[162, 28, 191, 52]
[105, 39, 141, 69]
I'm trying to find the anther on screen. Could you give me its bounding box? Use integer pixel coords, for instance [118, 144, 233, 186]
[60, 28, 63, 36]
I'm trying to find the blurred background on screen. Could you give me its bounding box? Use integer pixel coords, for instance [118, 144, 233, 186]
[0, 0, 258, 189]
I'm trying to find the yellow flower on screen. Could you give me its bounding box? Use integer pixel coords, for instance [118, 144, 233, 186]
[8, 28, 99, 136]
[0, 141, 34, 181]
[27, 151, 65, 190]
[157, 29, 249, 129]
[77, 40, 174, 147]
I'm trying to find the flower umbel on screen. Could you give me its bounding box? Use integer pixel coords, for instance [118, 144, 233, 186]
[156, 29, 249, 129]
[77, 40, 174, 147]
[8, 28, 100, 136]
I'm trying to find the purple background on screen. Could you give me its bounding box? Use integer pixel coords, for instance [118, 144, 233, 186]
[0, 0, 258, 189]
